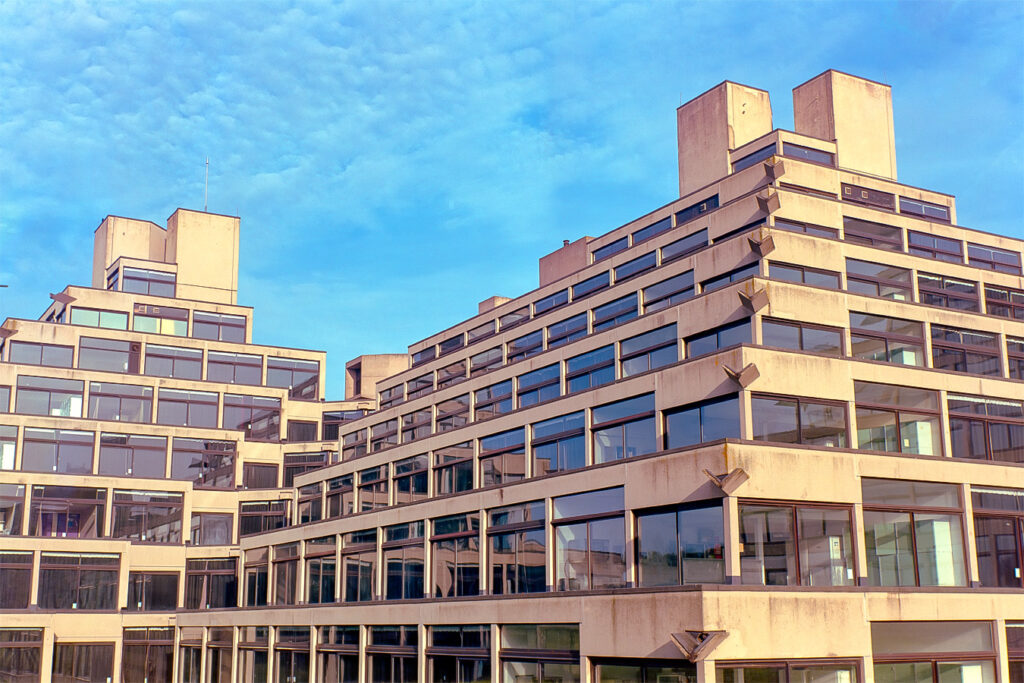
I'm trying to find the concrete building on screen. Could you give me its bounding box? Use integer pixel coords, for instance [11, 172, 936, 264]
[0, 70, 1022, 683]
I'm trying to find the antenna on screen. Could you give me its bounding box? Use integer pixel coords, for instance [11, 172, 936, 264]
[204, 157, 209, 212]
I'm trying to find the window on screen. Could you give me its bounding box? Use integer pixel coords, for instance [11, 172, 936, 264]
[319, 627, 359, 683]
[661, 228, 708, 263]
[428, 626, 490, 683]
[122, 627, 174, 683]
[412, 346, 436, 367]
[665, 394, 740, 449]
[243, 462, 278, 489]
[849, 312, 925, 366]
[132, 304, 188, 336]
[676, 195, 718, 224]
[381, 522, 423, 601]
[52, 643, 115, 683]
[475, 380, 512, 421]
[126, 572, 178, 611]
[871, 621, 995, 683]
[547, 312, 588, 349]
[403, 373, 431, 401]
[38, 552, 119, 609]
[592, 394, 657, 463]
[236, 628, 269, 683]
[535, 289, 569, 316]
[21, 428, 94, 473]
[123, 266, 175, 296]
[901, 196, 951, 221]
[0, 385, 8, 413]
[985, 284, 1024, 320]
[112, 490, 183, 543]
[432, 513, 481, 597]
[370, 419, 398, 452]
[29, 486, 105, 538]
[401, 408, 432, 442]
[298, 482, 323, 523]
[368, 626, 417, 683]
[642, 271, 694, 313]
[88, 381, 152, 422]
[845, 258, 912, 300]
[615, 251, 657, 282]
[469, 346, 502, 376]
[380, 384, 404, 409]
[630, 216, 673, 246]
[171, 437, 236, 488]
[239, 500, 290, 537]
[751, 395, 847, 447]
[468, 319, 496, 343]
[267, 356, 319, 400]
[192, 310, 246, 342]
[8, 340, 73, 367]
[0, 424, 12, 470]
[518, 364, 560, 407]
[908, 230, 962, 261]
[243, 548, 269, 607]
[70, 306, 129, 329]
[434, 442, 473, 496]
[841, 183, 896, 211]
[620, 325, 677, 377]
[772, 217, 839, 239]
[948, 394, 1024, 464]
[732, 143, 776, 171]
[438, 358, 467, 389]
[636, 503, 725, 586]
[500, 305, 530, 331]
[718, 663, 857, 683]
[479, 428, 526, 486]
[342, 529, 377, 602]
[931, 325, 1001, 376]
[393, 454, 428, 504]
[326, 475, 354, 518]
[184, 557, 237, 609]
[0, 630, 40, 681]
[843, 216, 901, 248]
[968, 242, 1022, 274]
[0, 484, 25, 536]
[566, 344, 614, 393]
[272, 543, 299, 605]
[283, 451, 329, 486]
[738, 502, 855, 586]
[208, 350, 262, 384]
[98, 433, 165, 478]
[358, 466, 388, 511]
[862, 478, 966, 586]
[206, 628, 234, 683]
[507, 329, 543, 363]
[439, 333, 465, 356]
[685, 319, 750, 358]
[701, 262, 759, 293]
[855, 381, 940, 456]
[533, 412, 585, 475]
[1009, 338, 1024, 380]
[972, 487, 1024, 588]
[782, 141, 834, 165]
[143, 343, 201, 379]
[593, 237, 628, 262]
[275, 628, 311, 683]
[79, 337, 140, 374]
[768, 261, 840, 289]
[554, 487, 626, 591]
[489, 501, 546, 595]
[15, 376, 83, 416]
[501, 625, 579, 682]
[157, 388, 217, 427]
[321, 409, 366, 441]
[190, 512, 232, 545]
[596, 660, 695, 682]
[918, 272, 979, 311]
[342, 428, 367, 460]
[223, 393, 280, 441]
[762, 319, 843, 356]
[287, 419, 318, 442]
[0, 551, 32, 608]
[572, 271, 610, 300]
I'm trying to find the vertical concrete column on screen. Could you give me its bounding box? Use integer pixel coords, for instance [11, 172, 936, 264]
[996, 618, 1010, 683]
[296, 544, 306, 605]
[28, 549, 40, 607]
[230, 628, 239, 683]
[962, 483, 980, 587]
[40, 627, 54, 683]
[479, 506, 489, 595]
[375, 528, 385, 600]
[266, 626, 276, 683]
[853, 502, 869, 581]
[490, 624, 500, 683]
[198, 627, 209, 683]
[546, 497, 557, 591]
[417, 623, 428, 683]
[307, 625, 318, 683]
[111, 637, 123, 683]
[723, 496, 740, 584]
[624, 509, 637, 588]
[358, 625, 368, 683]
[696, 658, 716, 683]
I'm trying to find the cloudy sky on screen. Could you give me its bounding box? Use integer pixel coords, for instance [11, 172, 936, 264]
[1, 1, 1022, 398]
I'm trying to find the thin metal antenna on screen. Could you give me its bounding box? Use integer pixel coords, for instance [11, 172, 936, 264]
[204, 157, 209, 212]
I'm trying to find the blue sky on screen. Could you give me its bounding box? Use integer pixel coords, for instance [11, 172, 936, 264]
[1, 0, 1022, 399]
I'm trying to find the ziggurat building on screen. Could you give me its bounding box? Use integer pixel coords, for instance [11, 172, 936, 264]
[1, 70, 1023, 683]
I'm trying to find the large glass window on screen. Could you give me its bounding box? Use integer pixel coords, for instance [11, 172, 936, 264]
[533, 412, 585, 475]
[380, 384, 405, 409]
[762, 318, 843, 356]
[192, 311, 246, 342]
[849, 312, 924, 366]
[566, 344, 614, 393]
[370, 419, 398, 452]
[0, 484, 25, 536]
[267, 356, 319, 400]
[87, 381, 152, 422]
[701, 262, 759, 293]
[718, 662, 857, 683]
[738, 502, 854, 586]
[29, 485, 105, 538]
[143, 343, 202, 379]
[244, 548, 269, 607]
[685, 319, 750, 358]
[171, 437, 236, 488]
[8, 340, 73, 367]
[208, 351, 262, 384]
[52, 643, 115, 683]
[111, 490, 183, 543]
[272, 543, 299, 606]
[239, 500, 290, 537]
[223, 393, 281, 441]
[21, 427, 94, 474]
[918, 272, 979, 311]
[475, 380, 513, 421]
[931, 325, 1001, 376]
[0, 551, 32, 608]
[985, 284, 1024, 320]
[0, 628, 42, 681]
[871, 620, 996, 683]
[479, 428, 525, 487]
[342, 428, 367, 460]
[432, 513, 481, 597]
[535, 289, 569, 316]
[972, 487, 1024, 589]
[69, 306, 128, 330]
[190, 512, 232, 545]
[751, 395, 847, 447]
[157, 389, 217, 427]
[434, 442, 474, 496]
[518, 364, 560, 408]
[768, 261, 841, 289]
[122, 627, 174, 683]
[636, 503, 725, 586]
[319, 626, 359, 683]
[126, 572, 178, 611]
[38, 552, 119, 609]
[846, 258, 912, 300]
[968, 242, 1022, 274]
[489, 500, 546, 595]
[948, 394, 1024, 464]
[368, 626, 417, 683]
[572, 271, 609, 300]
[593, 237, 628, 263]
[437, 393, 470, 433]
[844, 214, 901, 247]
[321, 409, 366, 441]
[508, 329, 543, 363]
[854, 381, 941, 456]
[665, 394, 740, 449]
[596, 660, 695, 682]
[122, 266, 175, 295]
[862, 478, 966, 587]
[79, 336, 138, 373]
[15, 375, 83, 417]
[358, 465, 388, 511]
[547, 313, 588, 349]
[133, 304, 188, 336]
[469, 347, 502, 376]
[615, 250, 656, 282]
[342, 529, 377, 603]
[501, 624, 580, 683]
[661, 228, 708, 263]
[237, 627, 269, 683]
[184, 558, 237, 609]
[98, 433, 166, 478]
[206, 628, 234, 683]
[384, 522, 424, 601]
[326, 475, 354, 518]
[0, 424, 12, 470]
[621, 324, 677, 376]
[593, 293, 639, 332]
[428, 625, 490, 683]
[554, 488, 626, 591]
[401, 408, 432, 443]
[592, 393, 657, 463]
[393, 454, 428, 505]
[275, 627, 311, 683]
[438, 358, 467, 389]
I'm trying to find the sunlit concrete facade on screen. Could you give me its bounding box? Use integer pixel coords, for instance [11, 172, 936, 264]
[1, 70, 1023, 683]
